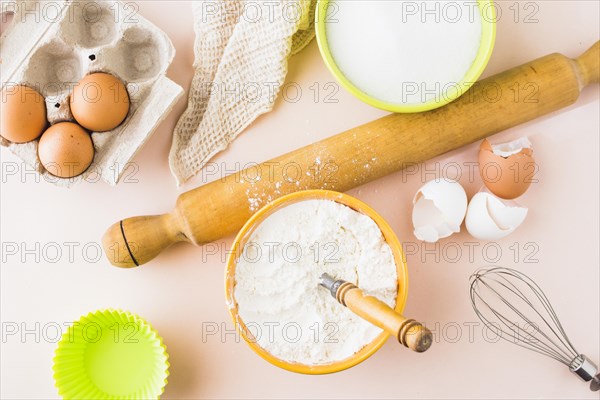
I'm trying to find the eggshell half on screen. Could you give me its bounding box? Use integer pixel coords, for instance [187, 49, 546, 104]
[478, 138, 536, 200]
[412, 178, 468, 243]
[465, 191, 528, 240]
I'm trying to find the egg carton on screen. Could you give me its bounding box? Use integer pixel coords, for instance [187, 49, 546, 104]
[0, 0, 183, 186]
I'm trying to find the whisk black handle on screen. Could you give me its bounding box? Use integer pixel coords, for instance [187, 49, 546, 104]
[590, 376, 600, 392]
[590, 373, 600, 392]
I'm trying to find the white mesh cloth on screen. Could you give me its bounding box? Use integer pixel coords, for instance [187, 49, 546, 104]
[169, 0, 316, 185]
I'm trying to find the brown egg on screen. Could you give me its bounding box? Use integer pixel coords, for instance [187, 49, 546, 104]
[38, 122, 95, 178]
[478, 138, 536, 200]
[0, 85, 47, 143]
[70, 72, 130, 132]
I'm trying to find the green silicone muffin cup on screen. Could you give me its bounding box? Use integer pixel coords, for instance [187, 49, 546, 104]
[53, 309, 169, 399]
[316, 0, 497, 113]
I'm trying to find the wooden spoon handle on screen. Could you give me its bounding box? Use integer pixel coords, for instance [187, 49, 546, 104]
[321, 274, 432, 352]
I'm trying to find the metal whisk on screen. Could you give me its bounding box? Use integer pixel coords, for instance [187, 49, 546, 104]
[470, 267, 599, 391]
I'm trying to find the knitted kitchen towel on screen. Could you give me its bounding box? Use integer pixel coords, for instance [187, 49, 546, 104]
[169, 0, 316, 185]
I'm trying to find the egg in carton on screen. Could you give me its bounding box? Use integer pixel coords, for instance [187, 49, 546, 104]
[0, 0, 183, 186]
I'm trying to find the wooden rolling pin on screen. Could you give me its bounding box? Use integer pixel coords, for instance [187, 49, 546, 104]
[103, 42, 599, 268]
[319, 273, 432, 352]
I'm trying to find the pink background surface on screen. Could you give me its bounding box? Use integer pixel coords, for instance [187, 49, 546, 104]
[1, 1, 599, 399]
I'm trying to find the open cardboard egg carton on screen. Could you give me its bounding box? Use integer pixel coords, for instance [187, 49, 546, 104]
[0, 0, 183, 186]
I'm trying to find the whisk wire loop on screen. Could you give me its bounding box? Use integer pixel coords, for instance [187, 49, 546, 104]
[471, 279, 570, 364]
[491, 271, 576, 363]
[470, 266, 599, 391]
[470, 267, 579, 366]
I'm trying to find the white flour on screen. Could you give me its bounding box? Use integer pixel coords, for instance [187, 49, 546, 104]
[326, 0, 483, 105]
[234, 199, 398, 365]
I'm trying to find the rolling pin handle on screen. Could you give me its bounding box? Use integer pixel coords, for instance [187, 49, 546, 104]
[575, 41, 600, 86]
[102, 214, 187, 268]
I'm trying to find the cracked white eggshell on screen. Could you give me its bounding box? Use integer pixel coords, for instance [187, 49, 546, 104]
[465, 192, 528, 240]
[491, 137, 532, 157]
[412, 179, 468, 243]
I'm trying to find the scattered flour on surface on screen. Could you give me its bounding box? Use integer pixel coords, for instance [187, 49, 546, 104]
[234, 199, 398, 365]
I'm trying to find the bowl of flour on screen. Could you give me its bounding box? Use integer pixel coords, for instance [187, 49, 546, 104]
[316, 0, 496, 112]
[226, 190, 408, 374]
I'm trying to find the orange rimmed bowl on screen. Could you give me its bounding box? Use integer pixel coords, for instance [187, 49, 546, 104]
[225, 190, 409, 374]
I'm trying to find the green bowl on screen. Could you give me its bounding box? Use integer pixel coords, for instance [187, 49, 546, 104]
[53, 309, 169, 399]
[315, 0, 497, 113]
